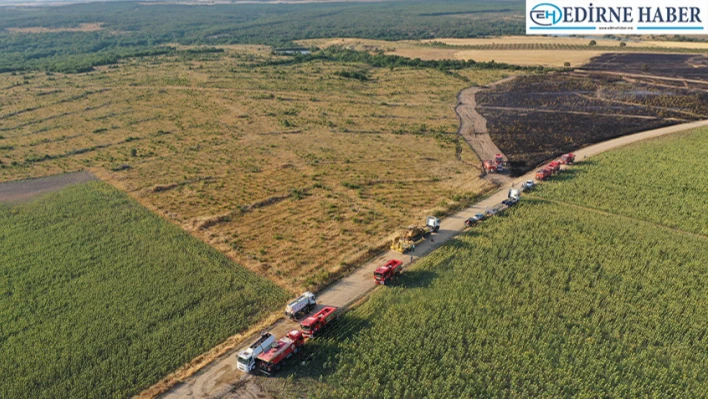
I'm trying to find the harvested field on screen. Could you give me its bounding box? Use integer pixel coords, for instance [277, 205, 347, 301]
[0, 48, 507, 291]
[476, 70, 708, 173]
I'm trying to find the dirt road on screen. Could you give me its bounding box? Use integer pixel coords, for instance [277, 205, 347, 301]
[158, 118, 708, 399]
[455, 77, 514, 164]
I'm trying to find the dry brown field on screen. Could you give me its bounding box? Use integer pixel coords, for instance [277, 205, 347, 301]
[424, 36, 708, 49]
[0, 46, 513, 291]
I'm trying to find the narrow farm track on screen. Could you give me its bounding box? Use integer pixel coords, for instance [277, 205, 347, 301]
[153, 119, 708, 399]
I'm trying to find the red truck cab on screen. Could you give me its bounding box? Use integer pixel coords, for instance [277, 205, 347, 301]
[374, 259, 403, 285]
[300, 306, 337, 338]
[483, 160, 496, 173]
[560, 153, 576, 164]
[549, 160, 561, 173]
[494, 153, 504, 166]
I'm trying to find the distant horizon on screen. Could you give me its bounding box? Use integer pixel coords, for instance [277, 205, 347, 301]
[0, 0, 393, 6]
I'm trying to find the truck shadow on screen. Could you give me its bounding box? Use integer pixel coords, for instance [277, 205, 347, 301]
[547, 166, 585, 183]
[394, 269, 438, 289]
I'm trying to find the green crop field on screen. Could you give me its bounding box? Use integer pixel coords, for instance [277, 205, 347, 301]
[533, 128, 708, 236]
[0, 181, 289, 399]
[262, 129, 708, 398]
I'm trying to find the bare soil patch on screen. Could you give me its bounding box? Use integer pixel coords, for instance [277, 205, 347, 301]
[0, 170, 96, 203]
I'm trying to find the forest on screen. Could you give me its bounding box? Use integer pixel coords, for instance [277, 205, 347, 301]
[0, 0, 524, 72]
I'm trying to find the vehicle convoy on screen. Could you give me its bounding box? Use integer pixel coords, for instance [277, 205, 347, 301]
[255, 330, 305, 375]
[560, 153, 576, 164]
[285, 292, 316, 320]
[390, 216, 440, 253]
[301, 306, 337, 338]
[237, 332, 276, 372]
[374, 259, 404, 285]
[535, 168, 552, 180]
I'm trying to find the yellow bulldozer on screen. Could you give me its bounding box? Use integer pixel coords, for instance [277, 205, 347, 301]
[389, 217, 440, 253]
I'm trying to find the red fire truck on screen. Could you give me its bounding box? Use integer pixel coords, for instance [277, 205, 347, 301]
[255, 330, 305, 375]
[300, 306, 337, 338]
[374, 259, 404, 285]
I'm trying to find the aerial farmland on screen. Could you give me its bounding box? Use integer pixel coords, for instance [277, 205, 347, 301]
[0, 1, 707, 398]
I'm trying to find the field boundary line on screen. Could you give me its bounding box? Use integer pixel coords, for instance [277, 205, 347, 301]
[526, 195, 708, 241]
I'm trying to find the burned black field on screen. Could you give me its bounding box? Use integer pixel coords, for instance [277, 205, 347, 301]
[476, 54, 708, 174]
[581, 53, 708, 81]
